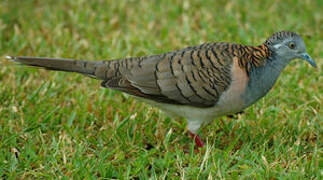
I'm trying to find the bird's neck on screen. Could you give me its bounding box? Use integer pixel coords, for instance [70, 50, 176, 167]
[237, 44, 271, 75]
[242, 53, 289, 107]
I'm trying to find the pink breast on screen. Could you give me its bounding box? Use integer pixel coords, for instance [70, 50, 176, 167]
[215, 57, 249, 114]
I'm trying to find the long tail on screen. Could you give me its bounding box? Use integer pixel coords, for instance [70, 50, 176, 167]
[6, 56, 100, 78]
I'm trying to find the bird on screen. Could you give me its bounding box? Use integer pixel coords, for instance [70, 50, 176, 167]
[6, 31, 316, 149]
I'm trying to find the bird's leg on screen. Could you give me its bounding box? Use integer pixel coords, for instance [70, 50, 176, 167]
[189, 131, 204, 148]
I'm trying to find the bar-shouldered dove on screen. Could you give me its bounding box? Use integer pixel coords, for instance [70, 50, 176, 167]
[7, 31, 316, 148]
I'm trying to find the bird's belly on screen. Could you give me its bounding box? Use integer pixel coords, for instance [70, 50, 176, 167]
[138, 93, 245, 122]
[213, 84, 247, 115]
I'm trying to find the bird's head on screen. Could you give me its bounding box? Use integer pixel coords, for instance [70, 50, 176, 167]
[265, 31, 316, 68]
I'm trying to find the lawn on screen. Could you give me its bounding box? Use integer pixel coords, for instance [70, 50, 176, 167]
[0, 0, 322, 179]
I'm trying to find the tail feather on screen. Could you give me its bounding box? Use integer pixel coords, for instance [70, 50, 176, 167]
[6, 56, 100, 78]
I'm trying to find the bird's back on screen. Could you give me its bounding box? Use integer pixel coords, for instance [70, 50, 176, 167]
[10, 41, 272, 112]
[98, 43, 236, 107]
[96, 42, 271, 109]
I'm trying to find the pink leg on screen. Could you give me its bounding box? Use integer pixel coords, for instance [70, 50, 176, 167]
[189, 132, 204, 148]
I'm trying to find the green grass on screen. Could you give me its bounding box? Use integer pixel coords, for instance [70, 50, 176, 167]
[0, 0, 322, 179]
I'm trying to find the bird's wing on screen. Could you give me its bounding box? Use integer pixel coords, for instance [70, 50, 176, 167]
[100, 43, 236, 107]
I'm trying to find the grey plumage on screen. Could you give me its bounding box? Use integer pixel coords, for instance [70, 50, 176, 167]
[11, 43, 236, 107]
[8, 56, 100, 78]
[7, 31, 316, 148]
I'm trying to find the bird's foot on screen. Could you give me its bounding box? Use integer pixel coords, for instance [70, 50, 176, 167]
[189, 131, 204, 148]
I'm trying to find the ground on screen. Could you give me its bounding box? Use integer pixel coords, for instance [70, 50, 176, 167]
[0, 0, 322, 179]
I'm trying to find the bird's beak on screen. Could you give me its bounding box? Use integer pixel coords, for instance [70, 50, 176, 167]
[300, 53, 316, 68]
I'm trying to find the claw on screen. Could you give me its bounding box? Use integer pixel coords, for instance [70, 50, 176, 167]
[189, 131, 204, 148]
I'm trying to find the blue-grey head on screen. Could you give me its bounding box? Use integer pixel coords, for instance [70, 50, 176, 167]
[265, 31, 316, 68]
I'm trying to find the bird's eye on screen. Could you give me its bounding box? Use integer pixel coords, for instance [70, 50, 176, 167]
[288, 42, 296, 49]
